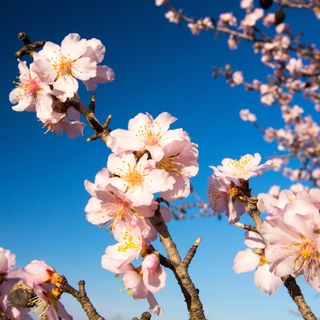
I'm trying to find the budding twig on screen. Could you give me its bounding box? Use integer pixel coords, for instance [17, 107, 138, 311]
[68, 95, 111, 143]
[15, 32, 45, 58]
[183, 236, 202, 268]
[60, 279, 105, 320]
[232, 221, 258, 233]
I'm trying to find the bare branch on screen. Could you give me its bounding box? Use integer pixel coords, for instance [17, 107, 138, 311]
[60, 279, 105, 320]
[183, 236, 202, 268]
[232, 221, 258, 233]
[150, 205, 206, 320]
[283, 275, 317, 320]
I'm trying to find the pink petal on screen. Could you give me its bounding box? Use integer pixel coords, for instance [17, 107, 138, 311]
[233, 249, 259, 273]
[53, 76, 79, 101]
[254, 264, 282, 294]
[161, 175, 190, 201]
[61, 33, 87, 60]
[84, 38, 106, 63]
[72, 57, 97, 81]
[244, 231, 265, 249]
[107, 129, 144, 154]
[83, 65, 115, 90]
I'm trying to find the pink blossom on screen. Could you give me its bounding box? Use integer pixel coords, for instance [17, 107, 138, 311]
[262, 210, 320, 291]
[232, 71, 244, 85]
[9, 60, 54, 122]
[141, 253, 167, 293]
[261, 93, 275, 105]
[242, 9, 264, 28]
[286, 58, 303, 75]
[107, 153, 174, 206]
[101, 227, 143, 274]
[157, 139, 199, 200]
[82, 38, 115, 90]
[240, 0, 253, 9]
[122, 266, 164, 316]
[207, 174, 245, 223]
[219, 12, 237, 26]
[85, 169, 157, 240]
[165, 10, 179, 24]
[215, 153, 272, 180]
[233, 231, 282, 294]
[20, 260, 73, 319]
[263, 13, 275, 26]
[35, 33, 98, 101]
[29, 286, 73, 320]
[188, 22, 202, 35]
[155, 0, 166, 6]
[239, 109, 256, 122]
[107, 112, 186, 161]
[0, 279, 32, 320]
[0, 247, 16, 274]
[271, 157, 285, 171]
[43, 106, 85, 139]
[23, 260, 55, 287]
[227, 35, 239, 50]
[268, 185, 280, 197]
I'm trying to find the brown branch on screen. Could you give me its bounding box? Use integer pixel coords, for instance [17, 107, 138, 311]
[61, 279, 105, 320]
[283, 276, 317, 320]
[161, 1, 319, 60]
[68, 95, 111, 143]
[232, 221, 258, 233]
[132, 311, 152, 320]
[150, 205, 206, 320]
[158, 252, 175, 271]
[15, 32, 45, 58]
[279, 0, 313, 9]
[164, 1, 254, 40]
[183, 236, 202, 268]
[239, 195, 263, 230]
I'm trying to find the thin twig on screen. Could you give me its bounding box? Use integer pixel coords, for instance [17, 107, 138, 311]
[183, 236, 202, 268]
[61, 279, 105, 320]
[232, 221, 257, 233]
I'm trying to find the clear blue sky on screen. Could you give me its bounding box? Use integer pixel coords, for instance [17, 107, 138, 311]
[1, 1, 320, 319]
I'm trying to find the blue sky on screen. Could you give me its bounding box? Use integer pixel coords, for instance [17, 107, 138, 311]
[1, 1, 320, 319]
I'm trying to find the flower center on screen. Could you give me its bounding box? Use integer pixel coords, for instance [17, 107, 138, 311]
[18, 78, 40, 97]
[226, 158, 252, 177]
[117, 231, 141, 252]
[145, 130, 159, 145]
[156, 156, 182, 176]
[57, 56, 73, 77]
[291, 239, 320, 278]
[124, 169, 144, 187]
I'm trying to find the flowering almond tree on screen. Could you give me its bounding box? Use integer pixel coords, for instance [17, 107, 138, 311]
[3, 0, 320, 318]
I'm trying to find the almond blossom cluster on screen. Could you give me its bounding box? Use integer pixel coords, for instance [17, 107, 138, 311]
[9, 33, 114, 138]
[0, 247, 71, 319]
[84, 112, 199, 314]
[208, 153, 320, 295]
[155, 0, 320, 188]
